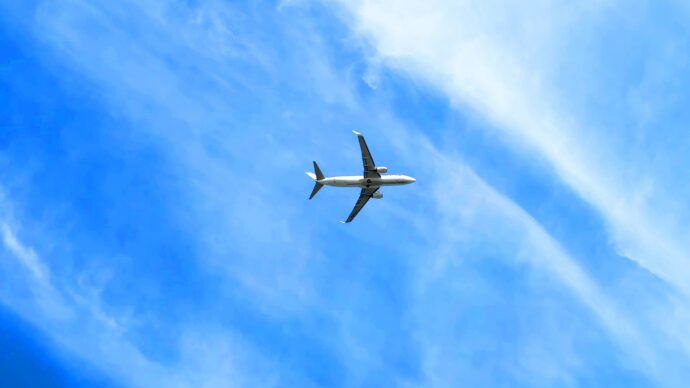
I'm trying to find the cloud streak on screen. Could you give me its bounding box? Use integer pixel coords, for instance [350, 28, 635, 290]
[4, 0, 690, 386]
[332, 0, 690, 383]
[373, 124, 668, 384]
[333, 0, 690, 296]
[1, 222, 48, 283]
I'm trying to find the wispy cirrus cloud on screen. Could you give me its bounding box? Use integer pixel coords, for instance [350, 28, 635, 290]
[333, 0, 690, 296]
[370, 123, 670, 385]
[0, 0, 372, 385]
[1, 221, 48, 283]
[331, 0, 690, 384]
[4, 0, 690, 386]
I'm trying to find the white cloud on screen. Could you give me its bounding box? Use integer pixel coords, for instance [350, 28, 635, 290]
[0, 191, 288, 387]
[1, 221, 49, 283]
[0, 0, 355, 386]
[6, 0, 690, 385]
[332, 0, 690, 296]
[329, 0, 690, 383]
[375, 125, 669, 384]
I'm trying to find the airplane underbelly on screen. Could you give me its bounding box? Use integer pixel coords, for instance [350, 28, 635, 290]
[362, 178, 404, 187]
[331, 178, 363, 187]
[379, 179, 404, 186]
[361, 178, 381, 188]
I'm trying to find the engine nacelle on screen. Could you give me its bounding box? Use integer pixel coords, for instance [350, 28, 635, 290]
[375, 166, 388, 173]
[372, 192, 383, 199]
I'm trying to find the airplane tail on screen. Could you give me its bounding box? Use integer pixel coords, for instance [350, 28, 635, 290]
[306, 161, 325, 200]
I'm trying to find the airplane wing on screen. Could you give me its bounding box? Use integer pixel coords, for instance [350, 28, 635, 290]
[342, 187, 379, 223]
[353, 131, 380, 179]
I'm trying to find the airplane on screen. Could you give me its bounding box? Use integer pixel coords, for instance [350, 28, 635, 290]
[306, 130, 416, 223]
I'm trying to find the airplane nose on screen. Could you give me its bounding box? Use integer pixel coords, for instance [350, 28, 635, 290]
[409, 177, 416, 183]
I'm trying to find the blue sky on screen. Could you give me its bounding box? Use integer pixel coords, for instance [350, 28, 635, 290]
[2, 0, 690, 386]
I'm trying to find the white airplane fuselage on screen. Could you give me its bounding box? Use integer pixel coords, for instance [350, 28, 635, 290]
[319, 175, 416, 188]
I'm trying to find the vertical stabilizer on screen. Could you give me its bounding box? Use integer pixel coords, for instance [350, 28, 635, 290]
[313, 161, 325, 180]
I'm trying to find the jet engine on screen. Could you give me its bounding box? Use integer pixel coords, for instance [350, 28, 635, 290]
[372, 192, 383, 199]
[375, 166, 388, 173]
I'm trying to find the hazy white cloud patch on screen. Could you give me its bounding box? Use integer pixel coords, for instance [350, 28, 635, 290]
[5, 0, 690, 386]
[371, 127, 669, 384]
[1, 221, 49, 283]
[327, 0, 690, 383]
[1, 0, 372, 385]
[0, 188, 294, 387]
[332, 0, 690, 297]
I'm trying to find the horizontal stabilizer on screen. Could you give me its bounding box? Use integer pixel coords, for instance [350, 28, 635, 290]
[309, 182, 323, 200]
[306, 172, 317, 180]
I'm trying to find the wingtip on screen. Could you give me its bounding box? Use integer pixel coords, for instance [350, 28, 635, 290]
[352, 130, 361, 136]
[340, 220, 348, 224]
